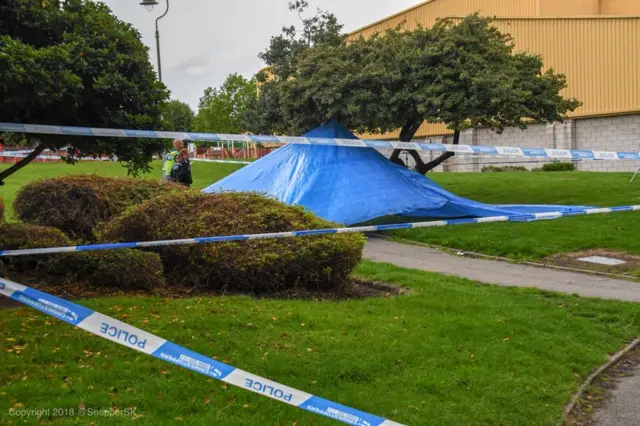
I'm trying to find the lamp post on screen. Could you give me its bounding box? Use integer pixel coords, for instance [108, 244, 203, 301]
[139, 0, 169, 82]
[140, 0, 170, 178]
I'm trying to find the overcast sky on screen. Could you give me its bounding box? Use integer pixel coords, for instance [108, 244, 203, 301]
[101, 0, 422, 110]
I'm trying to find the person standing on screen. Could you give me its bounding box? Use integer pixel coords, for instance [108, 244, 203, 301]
[164, 138, 192, 187]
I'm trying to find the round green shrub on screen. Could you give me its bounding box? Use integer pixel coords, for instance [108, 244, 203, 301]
[97, 192, 366, 293]
[14, 175, 183, 240]
[0, 223, 164, 290]
[0, 222, 78, 277]
[80, 250, 165, 291]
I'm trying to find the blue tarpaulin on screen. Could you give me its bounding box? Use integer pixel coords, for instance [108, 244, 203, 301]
[203, 120, 591, 225]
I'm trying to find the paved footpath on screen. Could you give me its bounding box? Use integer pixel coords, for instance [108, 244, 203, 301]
[364, 237, 640, 426]
[363, 238, 640, 303]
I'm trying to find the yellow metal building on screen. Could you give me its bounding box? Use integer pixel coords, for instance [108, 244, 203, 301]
[349, 0, 640, 138]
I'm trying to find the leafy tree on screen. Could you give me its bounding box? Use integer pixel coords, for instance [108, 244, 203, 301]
[259, 1, 344, 81]
[254, 13, 580, 173]
[240, 1, 344, 135]
[0, 0, 169, 185]
[161, 100, 195, 132]
[194, 73, 256, 134]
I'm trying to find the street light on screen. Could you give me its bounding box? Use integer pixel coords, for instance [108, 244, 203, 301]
[140, 0, 169, 82]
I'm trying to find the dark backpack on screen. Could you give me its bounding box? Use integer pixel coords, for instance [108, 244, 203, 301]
[170, 158, 193, 186]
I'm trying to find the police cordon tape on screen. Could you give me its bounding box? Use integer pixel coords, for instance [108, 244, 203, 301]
[190, 158, 252, 165]
[0, 278, 403, 426]
[0, 150, 251, 165]
[1, 205, 639, 258]
[1, 122, 639, 161]
[0, 151, 111, 161]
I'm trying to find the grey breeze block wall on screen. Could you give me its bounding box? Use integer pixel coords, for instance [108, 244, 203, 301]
[376, 114, 640, 173]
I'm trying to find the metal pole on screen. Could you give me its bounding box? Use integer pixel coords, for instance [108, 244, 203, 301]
[155, 0, 169, 82]
[155, 0, 169, 178]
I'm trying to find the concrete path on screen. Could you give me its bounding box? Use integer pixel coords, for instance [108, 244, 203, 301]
[594, 362, 640, 426]
[364, 237, 640, 426]
[363, 238, 640, 303]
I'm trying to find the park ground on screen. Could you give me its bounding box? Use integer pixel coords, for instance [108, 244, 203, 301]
[1, 161, 639, 425]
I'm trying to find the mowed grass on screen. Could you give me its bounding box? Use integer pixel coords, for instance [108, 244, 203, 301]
[2, 262, 639, 425]
[396, 172, 640, 260]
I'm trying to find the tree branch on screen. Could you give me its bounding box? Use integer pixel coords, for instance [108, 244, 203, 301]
[0, 139, 50, 186]
[391, 118, 425, 169]
[417, 129, 460, 174]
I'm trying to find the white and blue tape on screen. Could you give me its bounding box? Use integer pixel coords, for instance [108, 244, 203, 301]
[190, 158, 252, 165]
[1, 205, 638, 258]
[2, 122, 639, 161]
[0, 278, 403, 426]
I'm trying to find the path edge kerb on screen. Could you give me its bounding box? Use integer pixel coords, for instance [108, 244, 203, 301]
[558, 337, 640, 426]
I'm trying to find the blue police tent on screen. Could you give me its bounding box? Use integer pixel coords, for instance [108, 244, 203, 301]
[202, 120, 589, 225]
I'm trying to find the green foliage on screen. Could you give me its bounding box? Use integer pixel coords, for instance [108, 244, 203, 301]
[0, 222, 164, 289]
[81, 250, 165, 290]
[258, 0, 344, 81]
[194, 73, 257, 134]
[97, 192, 365, 293]
[0, 0, 169, 183]
[161, 100, 195, 132]
[14, 175, 183, 240]
[482, 165, 528, 172]
[241, 2, 344, 135]
[253, 12, 580, 150]
[536, 162, 576, 172]
[0, 222, 77, 277]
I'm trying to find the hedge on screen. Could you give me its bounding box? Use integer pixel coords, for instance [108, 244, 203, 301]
[79, 250, 165, 291]
[14, 175, 183, 241]
[97, 192, 366, 293]
[0, 222, 164, 290]
[0, 223, 78, 278]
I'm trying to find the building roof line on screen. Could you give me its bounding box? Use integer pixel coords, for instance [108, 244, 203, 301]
[349, 0, 640, 36]
[349, 0, 440, 35]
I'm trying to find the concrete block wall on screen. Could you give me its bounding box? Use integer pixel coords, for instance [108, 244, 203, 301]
[575, 114, 640, 173]
[375, 113, 640, 173]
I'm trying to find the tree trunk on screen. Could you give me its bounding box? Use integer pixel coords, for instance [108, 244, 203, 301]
[390, 118, 425, 169]
[0, 139, 50, 186]
[417, 129, 460, 174]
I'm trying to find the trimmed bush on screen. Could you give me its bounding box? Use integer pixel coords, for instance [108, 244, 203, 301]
[80, 250, 165, 291]
[0, 223, 164, 289]
[97, 192, 366, 293]
[538, 162, 576, 172]
[0, 223, 78, 277]
[481, 165, 528, 172]
[14, 175, 183, 240]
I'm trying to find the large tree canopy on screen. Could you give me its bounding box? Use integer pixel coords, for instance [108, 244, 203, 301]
[249, 11, 581, 173]
[161, 100, 195, 132]
[194, 73, 256, 134]
[0, 0, 169, 184]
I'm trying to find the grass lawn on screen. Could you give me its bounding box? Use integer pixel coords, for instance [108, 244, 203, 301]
[393, 172, 640, 263]
[2, 262, 639, 425]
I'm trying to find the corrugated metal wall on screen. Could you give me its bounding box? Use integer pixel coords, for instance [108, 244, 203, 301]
[492, 17, 640, 117]
[353, 13, 640, 138]
[602, 0, 640, 15]
[539, 0, 600, 16]
[350, 0, 538, 39]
